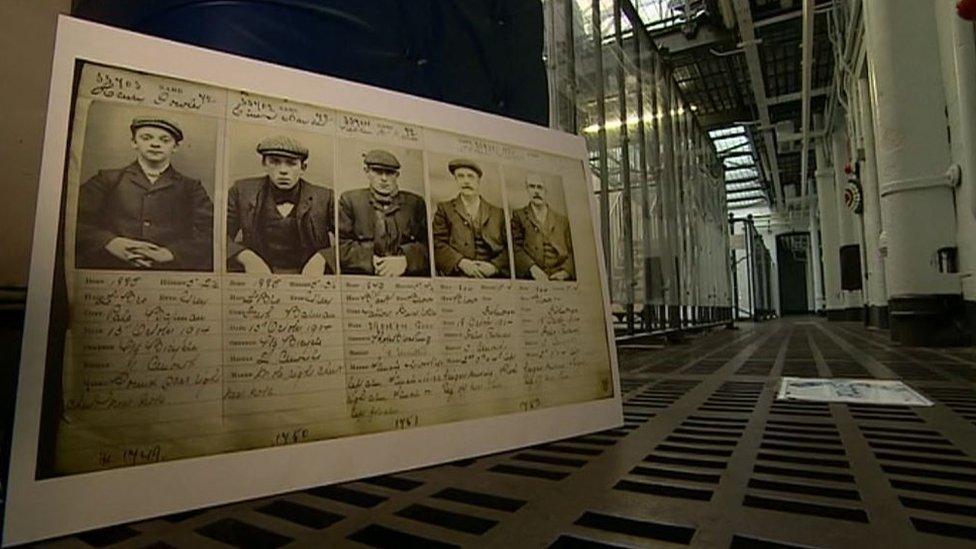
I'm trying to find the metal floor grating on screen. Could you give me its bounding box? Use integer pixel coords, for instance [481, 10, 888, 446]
[17, 318, 976, 548]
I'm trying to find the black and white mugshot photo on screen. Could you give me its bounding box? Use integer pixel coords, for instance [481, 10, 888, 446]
[428, 154, 511, 279]
[225, 122, 336, 275]
[73, 103, 216, 272]
[335, 141, 430, 277]
[505, 167, 576, 281]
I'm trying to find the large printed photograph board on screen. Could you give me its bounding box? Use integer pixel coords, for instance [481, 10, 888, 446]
[3, 16, 621, 546]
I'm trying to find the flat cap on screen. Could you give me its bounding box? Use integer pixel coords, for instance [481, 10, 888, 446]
[363, 149, 400, 169]
[257, 135, 309, 160]
[130, 116, 183, 141]
[448, 158, 482, 177]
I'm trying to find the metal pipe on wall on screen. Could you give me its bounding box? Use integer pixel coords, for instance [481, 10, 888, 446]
[745, 219, 755, 318]
[723, 191, 733, 321]
[720, 174, 729, 319]
[799, 0, 815, 199]
[698, 130, 708, 320]
[713, 143, 722, 317]
[700, 132, 711, 319]
[731, 214, 740, 319]
[668, 96, 687, 326]
[679, 87, 689, 324]
[696, 129, 705, 321]
[633, 31, 654, 331]
[663, 58, 679, 328]
[705, 152, 713, 318]
[686, 117, 698, 322]
[652, 53, 672, 328]
[563, 0, 577, 132]
[544, 0, 557, 129]
[704, 163, 712, 318]
[661, 73, 680, 328]
[685, 103, 695, 322]
[591, 0, 612, 298]
[613, 0, 635, 334]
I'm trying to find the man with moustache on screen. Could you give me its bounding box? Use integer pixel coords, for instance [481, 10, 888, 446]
[226, 135, 335, 274]
[338, 149, 430, 277]
[75, 116, 214, 271]
[432, 159, 510, 278]
[511, 173, 575, 281]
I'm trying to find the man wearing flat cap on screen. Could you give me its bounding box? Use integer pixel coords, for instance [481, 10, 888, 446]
[432, 159, 510, 278]
[511, 174, 575, 281]
[226, 135, 335, 274]
[75, 116, 214, 271]
[338, 149, 430, 277]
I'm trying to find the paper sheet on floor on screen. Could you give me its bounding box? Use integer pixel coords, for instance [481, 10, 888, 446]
[776, 377, 933, 406]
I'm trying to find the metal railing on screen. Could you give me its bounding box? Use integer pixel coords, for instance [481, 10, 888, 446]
[544, 0, 735, 338]
[730, 214, 775, 321]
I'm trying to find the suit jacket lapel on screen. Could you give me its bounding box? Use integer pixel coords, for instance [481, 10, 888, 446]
[478, 200, 491, 227]
[294, 179, 316, 248]
[295, 179, 313, 220]
[248, 180, 267, 235]
[149, 165, 177, 193]
[123, 162, 152, 191]
[451, 197, 472, 225]
[544, 208, 558, 236]
[526, 205, 544, 233]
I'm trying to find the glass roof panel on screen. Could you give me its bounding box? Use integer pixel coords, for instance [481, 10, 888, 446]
[710, 124, 766, 208]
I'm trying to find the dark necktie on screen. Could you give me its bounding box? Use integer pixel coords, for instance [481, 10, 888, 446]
[370, 190, 400, 256]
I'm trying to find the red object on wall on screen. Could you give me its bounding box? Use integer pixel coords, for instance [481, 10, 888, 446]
[959, 0, 976, 21]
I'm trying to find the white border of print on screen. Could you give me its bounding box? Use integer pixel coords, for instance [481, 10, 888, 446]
[3, 16, 622, 546]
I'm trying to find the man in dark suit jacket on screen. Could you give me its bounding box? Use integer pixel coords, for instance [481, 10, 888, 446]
[75, 116, 214, 271]
[432, 159, 510, 278]
[226, 135, 335, 274]
[511, 173, 575, 281]
[338, 149, 429, 276]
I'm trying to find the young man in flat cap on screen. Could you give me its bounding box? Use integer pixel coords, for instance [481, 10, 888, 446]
[75, 116, 214, 271]
[432, 159, 510, 278]
[338, 149, 430, 277]
[226, 135, 335, 275]
[511, 174, 575, 281]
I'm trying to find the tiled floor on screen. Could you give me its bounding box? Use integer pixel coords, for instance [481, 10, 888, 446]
[16, 318, 976, 547]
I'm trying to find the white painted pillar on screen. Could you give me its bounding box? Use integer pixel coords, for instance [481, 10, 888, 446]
[809, 197, 825, 312]
[856, 77, 888, 327]
[863, 0, 962, 345]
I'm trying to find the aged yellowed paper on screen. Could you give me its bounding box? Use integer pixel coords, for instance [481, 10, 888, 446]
[4, 17, 620, 546]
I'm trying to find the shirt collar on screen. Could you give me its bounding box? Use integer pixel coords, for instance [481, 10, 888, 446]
[459, 195, 481, 221]
[370, 189, 402, 214]
[137, 158, 171, 182]
[530, 202, 549, 225]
